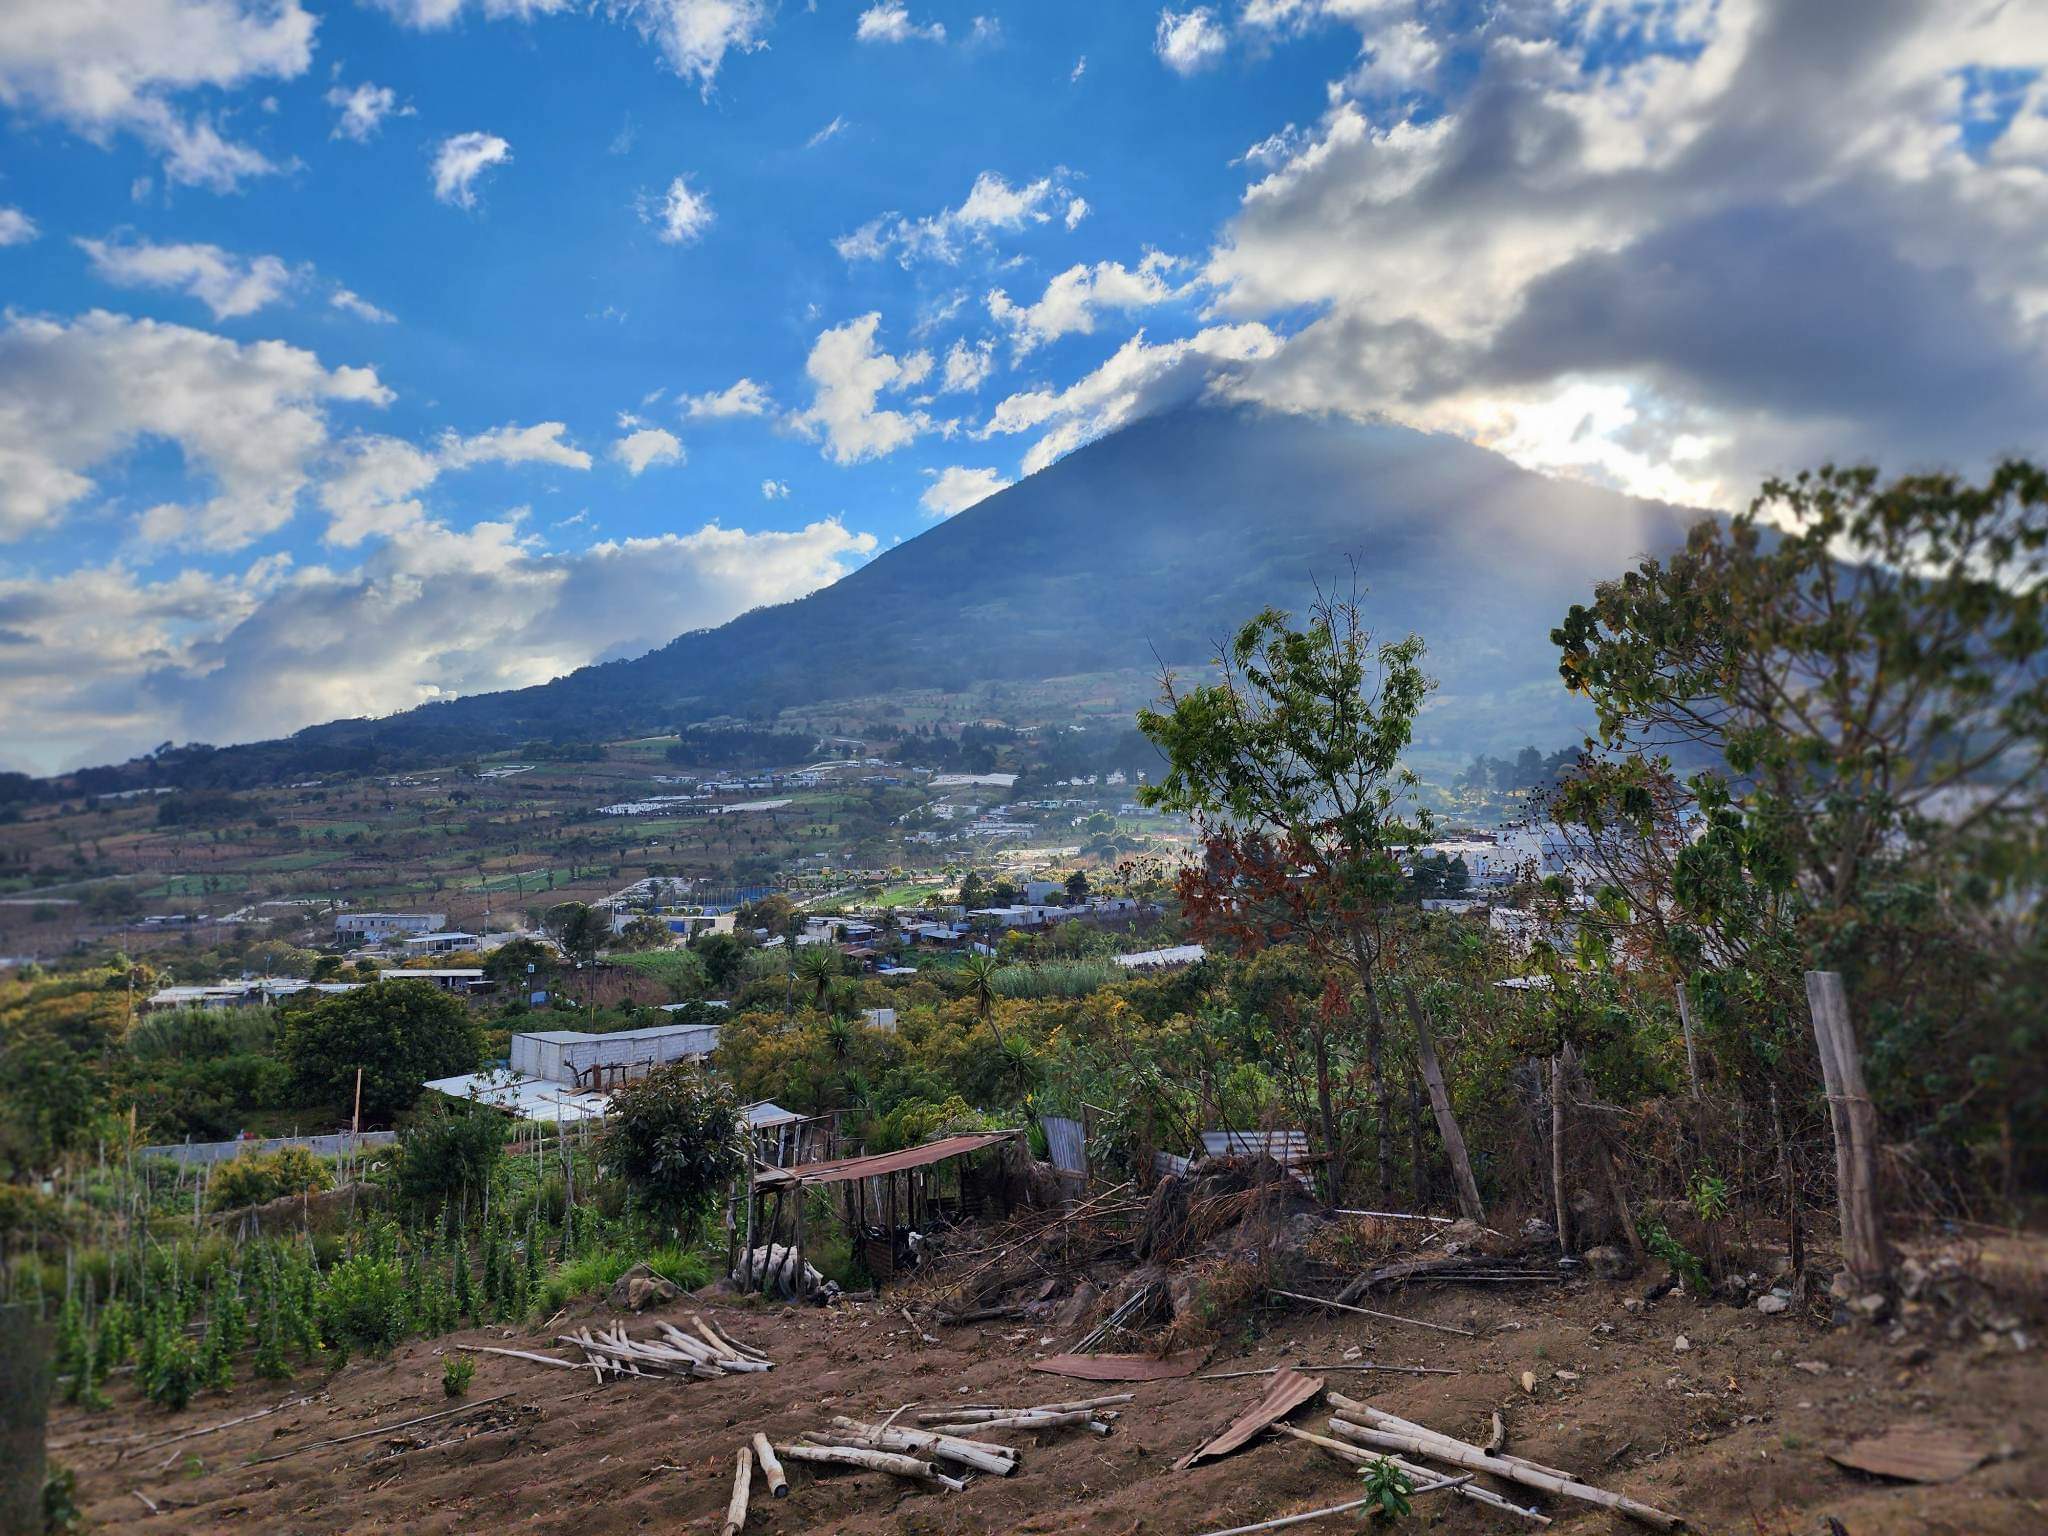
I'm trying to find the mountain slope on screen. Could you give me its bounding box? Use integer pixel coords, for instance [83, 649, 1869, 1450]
[80, 405, 1710, 787]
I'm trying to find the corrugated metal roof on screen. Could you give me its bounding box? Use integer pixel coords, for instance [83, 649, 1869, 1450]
[753, 1129, 1018, 1188]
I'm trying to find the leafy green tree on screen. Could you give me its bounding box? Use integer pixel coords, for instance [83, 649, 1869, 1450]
[483, 936, 557, 988]
[796, 945, 840, 1011]
[283, 980, 485, 1123]
[694, 931, 748, 992]
[1139, 589, 1434, 1199]
[1064, 870, 1090, 904]
[598, 1065, 744, 1229]
[393, 1100, 505, 1216]
[543, 902, 609, 966]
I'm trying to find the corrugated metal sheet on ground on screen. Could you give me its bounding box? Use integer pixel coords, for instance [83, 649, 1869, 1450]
[1042, 1115, 1087, 1176]
[753, 1129, 1018, 1189]
[1174, 1367, 1324, 1469]
[1199, 1130, 1312, 1164]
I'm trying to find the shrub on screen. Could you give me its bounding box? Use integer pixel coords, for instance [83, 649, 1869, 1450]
[319, 1254, 407, 1352]
[208, 1146, 332, 1212]
[598, 1066, 742, 1227]
[442, 1355, 475, 1397]
[392, 1102, 504, 1217]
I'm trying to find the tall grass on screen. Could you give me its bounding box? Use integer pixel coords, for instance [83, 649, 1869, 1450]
[126, 1005, 278, 1059]
[990, 960, 1120, 1000]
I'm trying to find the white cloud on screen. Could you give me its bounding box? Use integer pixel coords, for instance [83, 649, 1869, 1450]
[612, 425, 683, 474]
[0, 207, 38, 246]
[0, 309, 390, 548]
[793, 312, 931, 464]
[642, 175, 713, 244]
[806, 114, 849, 149]
[326, 81, 410, 142]
[1155, 8, 1227, 75]
[319, 421, 592, 545]
[604, 0, 771, 94]
[1070, 55, 1087, 83]
[679, 378, 772, 418]
[0, 0, 314, 190]
[920, 464, 1009, 517]
[836, 169, 1071, 266]
[856, 4, 944, 43]
[432, 132, 512, 209]
[987, 256, 1184, 355]
[330, 287, 396, 324]
[1205, 0, 2048, 507]
[984, 321, 1279, 473]
[941, 336, 994, 393]
[0, 516, 877, 775]
[969, 16, 1002, 47]
[761, 478, 789, 499]
[77, 236, 298, 320]
[1064, 196, 1091, 230]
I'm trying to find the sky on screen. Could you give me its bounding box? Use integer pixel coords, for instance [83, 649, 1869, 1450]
[1, 0, 2045, 775]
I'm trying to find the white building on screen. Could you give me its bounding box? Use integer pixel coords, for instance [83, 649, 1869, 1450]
[334, 911, 445, 945]
[510, 1021, 722, 1091]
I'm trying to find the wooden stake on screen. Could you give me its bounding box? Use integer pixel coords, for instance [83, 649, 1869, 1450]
[1804, 970, 1890, 1288]
[721, 1446, 751, 1536]
[750, 1433, 787, 1498]
[1769, 1085, 1804, 1294]
[1402, 983, 1485, 1224]
[1550, 1053, 1571, 1255]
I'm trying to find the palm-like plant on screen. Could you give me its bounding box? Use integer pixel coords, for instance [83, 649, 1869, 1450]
[796, 945, 839, 1012]
[960, 951, 1002, 1048]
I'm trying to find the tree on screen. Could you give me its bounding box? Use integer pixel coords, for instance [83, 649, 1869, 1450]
[796, 945, 840, 1012]
[483, 936, 556, 988]
[693, 931, 747, 992]
[283, 980, 485, 1123]
[614, 916, 673, 951]
[393, 1100, 504, 1217]
[599, 1065, 744, 1229]
[1139, 589, 1435, 1200]
[959, 951, 1003, 1049]
[1064, 869, 1090, 905]
[543, 902, 608, 966]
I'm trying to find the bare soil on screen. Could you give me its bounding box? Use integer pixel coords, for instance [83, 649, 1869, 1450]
[53, 1264, 2047, 1536]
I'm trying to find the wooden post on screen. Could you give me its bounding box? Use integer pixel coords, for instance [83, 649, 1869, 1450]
[352, 1065, 363, 1137]
[1401, 984, 1484, 1224]
[1566, 1045, 1643, 1265]
[1550, 1054, 1571, 1254]
[0, 1303, 51, 1536]
[721, 1445, 751, 1536]
[793, 1183, 808, 1303]
[1805, 970, 1890, 1289]
[1674, 984, 1702, 1099]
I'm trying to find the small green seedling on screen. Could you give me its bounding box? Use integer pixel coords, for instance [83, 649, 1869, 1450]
[442, 1355, 476, 1398]
[1358, 1456, 1414, 1524]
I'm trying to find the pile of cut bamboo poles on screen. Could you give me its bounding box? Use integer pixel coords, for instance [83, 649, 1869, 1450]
[1270, 1390, 1684, 1530]
[916, 1390, 1129, 1438]
[457, 1311, 773, 1386]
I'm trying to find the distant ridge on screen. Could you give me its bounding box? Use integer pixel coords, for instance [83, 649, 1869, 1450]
[41, 405, 1705, 790]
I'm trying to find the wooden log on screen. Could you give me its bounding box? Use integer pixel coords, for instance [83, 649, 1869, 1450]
[1268, 1288, 1475, 1338]
[1807, 970, 1890, 1286]
[1327, 1399, 1576, 1481]
[720, 1446, 751, 1536]
[1027, 1392, 1134, 1414]
[750, 1433, 787, 1497]
[922, 1409, 1107, 1433]
[1267, 1425, 1551, 1525]
[1327, 1422, 1683, 1530]
[453, 1344, 584, 1370]
[774, 1441, 963, 1489]
[1402, 983, 1486, 1224]
[694, 1314, 770, 1363]
[829, 1417, 1016, 1475]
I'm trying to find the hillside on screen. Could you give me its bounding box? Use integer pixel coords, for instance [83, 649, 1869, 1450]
[45, 406, 1707, 790]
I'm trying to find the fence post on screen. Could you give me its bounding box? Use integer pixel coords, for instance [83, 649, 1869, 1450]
[0, 1303, 50, 1536]
[1804, 971, 1891, 1290]
[1401, 984, 1484, 1224]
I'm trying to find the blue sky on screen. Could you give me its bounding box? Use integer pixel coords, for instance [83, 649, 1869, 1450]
[1, 1, 2044, 773]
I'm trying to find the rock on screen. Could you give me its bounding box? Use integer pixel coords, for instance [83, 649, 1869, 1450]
[1622, 1296, 1645, 1313]
[1522, 1217, 1557, 1245]
[1755, 1293, 1790, 1315]
[1673, 1334, 1691, 1353]
[1849, 1292, 1890, 1322]
[1520, 1370, 1537, 1394]
[1583, 1245, 1632, 1281]
[1053, 1281, 1101, 1331]
[1793, 1359, 1828, 1375]
[609, 1262, 680, 1311]
[1443, 1218, 1485, 1245]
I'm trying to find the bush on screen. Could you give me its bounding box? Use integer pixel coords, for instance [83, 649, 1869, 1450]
[442, 1355, 475, 1397]
[283, 980, 484, 1123]
[598, 1066, 743, 1226]
[319, 1253, 406, 1352]
[392, 1102, 504, 1217]
[208, 1146, 332, 1212]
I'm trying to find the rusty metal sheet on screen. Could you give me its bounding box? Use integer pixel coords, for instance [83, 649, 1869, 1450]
[1173, 1367, 1325, 1470]
[1827, 1426, 1989, 1484]
[1029, 1351, 1209, 1382]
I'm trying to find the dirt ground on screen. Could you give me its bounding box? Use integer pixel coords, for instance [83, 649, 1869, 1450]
[51, 1262, 2047, 1536]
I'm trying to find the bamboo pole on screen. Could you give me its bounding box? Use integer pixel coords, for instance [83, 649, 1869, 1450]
[1402, 983, 1485, 1223]
[1328, 1398, 1577, 1481]
[1805, 971, 1888, 1288]
[1191, 1478, 1475, 1536]
[1327, 1422, 1682, 1530]
[1674, 985, 1702, 1099]
[750, 1433, 787, 1498]
[821, 1422, 1015, 1476]
[1267, 1424, 1550, 1525]
[1268, 1288, 1474, 1337]
[720, 1446, 751, 1536]
[1550, 1054, 1571, 1255]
